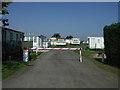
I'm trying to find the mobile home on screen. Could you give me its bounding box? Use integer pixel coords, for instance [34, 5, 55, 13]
[2, 27, 24, 60]
[88, 37, 104, 49]
[49, 37, 66, 46]
[70, 38, 80, 45]
[49, 37, 57, 46]
[24, 34, 48, 48]
[56, 38, 66, 46]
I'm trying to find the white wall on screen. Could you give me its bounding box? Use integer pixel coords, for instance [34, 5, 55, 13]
[66, 39, 71, 44]
[24, 36, 47, 48]
[88, 37, 104, 49]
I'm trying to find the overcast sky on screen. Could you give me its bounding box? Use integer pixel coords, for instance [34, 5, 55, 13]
[6, 2, 118, 40]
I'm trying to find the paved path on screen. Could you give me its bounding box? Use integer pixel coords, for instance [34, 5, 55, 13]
[3, 50, 118, 88]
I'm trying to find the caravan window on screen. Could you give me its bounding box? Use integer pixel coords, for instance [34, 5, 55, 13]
[10, 32, 13, 41]
[34, 37, 37, 43]
[74, 39, 78, 42]
[2, 30, 6, 41]
[16, 34, 18, 41]
[58, 39, 64, 42]
[97, 39, 100, 43]
[30, 37, 33, 41]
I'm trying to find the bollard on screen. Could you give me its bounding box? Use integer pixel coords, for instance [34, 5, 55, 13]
[23, 47, 29, 62]
[79, 48, 82, 62]
[101, 53, 104, 63]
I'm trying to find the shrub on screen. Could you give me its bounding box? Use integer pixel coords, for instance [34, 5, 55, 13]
[103, 23, 120, 67]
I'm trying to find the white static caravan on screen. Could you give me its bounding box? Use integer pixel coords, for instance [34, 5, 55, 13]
[2, 28, 24, 60]
[88, 37, 104, 49]
[49, 37, 57, 45]
[43, 41, 49, 48]
[49, 37, 66, 46]
[70, 38, 80, 45]
[24, 34, 48, 48]
[56, 38, 66, 46]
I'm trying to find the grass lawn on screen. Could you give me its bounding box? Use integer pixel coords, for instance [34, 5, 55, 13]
[75, 50, 118, 74]
[2, 52, 42, 79]
[49, 44, 87, 48]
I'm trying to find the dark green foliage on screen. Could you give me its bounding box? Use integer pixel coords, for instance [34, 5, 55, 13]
[66, 35, 73, 39]
[2, 2, 11, 15]
[22, 41, 33, 48]
[2, 60, 27, 79]
[52, 33, 61, 38]
[2, 52, 42, 79]
[104, 23, 120, 67]
[2, 2, 11, 26]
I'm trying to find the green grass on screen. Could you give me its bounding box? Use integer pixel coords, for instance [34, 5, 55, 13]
[75, 50, 119, 74]
[2, 52, 42, 79]
[49, 44, 86, 48]
[2, 60, 27, 79]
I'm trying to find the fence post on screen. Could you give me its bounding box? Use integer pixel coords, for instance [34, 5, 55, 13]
[101, 53, 104, 63]
[23, 47, 29, 62]
[79, 48, 82, 62]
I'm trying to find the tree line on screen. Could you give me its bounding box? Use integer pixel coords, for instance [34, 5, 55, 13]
[2, 2, 11, 26]
[52, 33, 73, 39]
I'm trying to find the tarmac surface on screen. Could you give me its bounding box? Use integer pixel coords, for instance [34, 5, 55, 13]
[3, 50, 118, 88]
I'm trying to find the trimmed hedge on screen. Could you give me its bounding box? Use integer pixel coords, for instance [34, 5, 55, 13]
[104, 23, 120, 67]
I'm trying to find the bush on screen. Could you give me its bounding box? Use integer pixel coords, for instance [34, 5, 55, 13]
[104, 23, 120, 67]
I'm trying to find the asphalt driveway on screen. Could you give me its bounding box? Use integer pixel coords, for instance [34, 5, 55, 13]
[3, 50, 118, 88]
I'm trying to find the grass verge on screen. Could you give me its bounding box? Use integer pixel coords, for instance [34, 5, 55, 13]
[75, 50, 118, 74]
[2, 52, 42, 79]
[49, 44, 83, 48]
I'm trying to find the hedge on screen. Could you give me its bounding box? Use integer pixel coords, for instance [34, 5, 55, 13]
[103, 23, 120, 67]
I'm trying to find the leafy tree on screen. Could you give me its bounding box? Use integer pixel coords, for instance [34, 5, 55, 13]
[66, 35, 73, 39]
[52, 33, 61, 38]
[1, 2, 11, 26]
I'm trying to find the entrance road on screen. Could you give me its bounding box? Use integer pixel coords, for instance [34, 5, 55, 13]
[3, 50, 118, 88]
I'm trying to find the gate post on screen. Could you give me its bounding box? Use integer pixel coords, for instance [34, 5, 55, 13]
[101, 53, 104, 63]
[79, 48, 82, 62]
[35, 48, 38, 55]
[23, 47, 29, 62]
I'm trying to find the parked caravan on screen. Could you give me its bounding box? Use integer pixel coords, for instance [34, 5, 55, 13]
[49, 37, 57, 46]
[70, 38, 80, 45]
[56, 38, 66, 46]
[2, 27, 24, 61]
[24, 34, 48, 48]
[88, 37, 104, 49]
